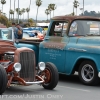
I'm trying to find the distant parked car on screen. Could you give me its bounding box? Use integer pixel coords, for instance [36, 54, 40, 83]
[23, 27, 44, 40]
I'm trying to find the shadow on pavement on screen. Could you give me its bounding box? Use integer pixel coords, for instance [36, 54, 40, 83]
[59, 74, 81, 84]
[59, 73, 100, 87]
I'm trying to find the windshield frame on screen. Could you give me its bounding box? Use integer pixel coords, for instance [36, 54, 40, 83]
[0, 28, 14, 41]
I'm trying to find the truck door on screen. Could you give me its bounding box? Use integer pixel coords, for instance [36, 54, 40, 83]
[39, 21, 69, 73]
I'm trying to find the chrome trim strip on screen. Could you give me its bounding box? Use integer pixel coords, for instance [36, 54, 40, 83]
[68, 48, 87, 52]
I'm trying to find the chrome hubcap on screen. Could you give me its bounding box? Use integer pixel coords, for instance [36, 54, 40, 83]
[81, 64, 94, 82]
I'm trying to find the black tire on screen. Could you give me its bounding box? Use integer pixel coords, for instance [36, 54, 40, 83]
[0, 65, 7, 95]
[42, 62, 59, 90]
[79, 60, 99, 85]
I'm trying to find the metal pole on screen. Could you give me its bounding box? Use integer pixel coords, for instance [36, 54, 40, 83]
[73, 5, 74, 16]
[14, 0, 15, 11]
[18, 0, 19, 24]
[28, 0, 31, 23]
[14, 0, 16, 22]
[83, 0, 84, 15]
[9, 0, 11, 21]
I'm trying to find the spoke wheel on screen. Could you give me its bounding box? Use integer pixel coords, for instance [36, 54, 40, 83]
[79, 60, 99, 85]
[41, 62, 59, 90]
[81, 64, 94, 82]
[40, 69, 51, 84]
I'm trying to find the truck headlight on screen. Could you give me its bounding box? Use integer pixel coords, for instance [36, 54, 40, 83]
[38, 62, 45, 71]
[13, 63, 21, 72]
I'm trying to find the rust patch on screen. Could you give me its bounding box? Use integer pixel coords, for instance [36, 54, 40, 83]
[52, 15, 100, 22]
[49, 36, 62, 42]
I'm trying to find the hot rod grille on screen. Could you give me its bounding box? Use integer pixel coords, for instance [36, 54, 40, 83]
[19, 52, 35, 82]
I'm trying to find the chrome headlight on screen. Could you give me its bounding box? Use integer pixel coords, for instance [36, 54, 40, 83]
[13, 63, 21, 72]
[38, 62, 45, 71]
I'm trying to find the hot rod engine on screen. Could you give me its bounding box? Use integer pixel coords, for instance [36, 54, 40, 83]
[3, 52, 14, 62]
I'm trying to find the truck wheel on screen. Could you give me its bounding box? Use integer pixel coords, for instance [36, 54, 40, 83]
[0, 65, 7, 95]
[42, 62, 59, 90]
[79, 60, 99, 85]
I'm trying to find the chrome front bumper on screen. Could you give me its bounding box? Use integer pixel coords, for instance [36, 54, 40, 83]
[98, 72, 100, 78]
[8, 75, 44, 87]
[11, 80, 44, 85]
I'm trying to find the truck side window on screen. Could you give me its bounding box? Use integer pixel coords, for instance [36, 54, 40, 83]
[49, 21, 68, 37]
[69, 21, 78, 36]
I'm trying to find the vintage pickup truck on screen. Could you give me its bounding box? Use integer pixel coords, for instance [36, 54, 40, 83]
[3, 15, 100, 86]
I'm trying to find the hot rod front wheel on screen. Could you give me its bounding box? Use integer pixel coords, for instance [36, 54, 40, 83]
[41, 62, 59, 90]
[79, 60, 99, 85]
[0, 65, 7, 95]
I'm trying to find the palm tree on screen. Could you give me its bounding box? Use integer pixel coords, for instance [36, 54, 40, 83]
[21, 8, 26, 20]
[9, 9, 14, 21]
[19, 10, 22, 20]
[35, 0, 42, 26]
[16, 8, 20, 21]
[45, 9, 50, 22]
[73, 0, 79, 15]
[26, 8, 30, 22]
[1, 0, 6, 13]
[48, 4, 52, 19]
[50, 4, 57, 17]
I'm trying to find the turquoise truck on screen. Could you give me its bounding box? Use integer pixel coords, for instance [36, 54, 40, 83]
[2, 15, 100, 86]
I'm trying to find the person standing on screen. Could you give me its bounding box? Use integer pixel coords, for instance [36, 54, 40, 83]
[16, 24, 23, 39]
[12, 22, 18, 39]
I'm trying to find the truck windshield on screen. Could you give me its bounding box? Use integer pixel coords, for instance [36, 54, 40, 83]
[69, 20, 100, 36]
[0, 28, 13, 41]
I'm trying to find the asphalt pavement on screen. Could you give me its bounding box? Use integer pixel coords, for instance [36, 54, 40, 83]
[1, 74, 100, 100]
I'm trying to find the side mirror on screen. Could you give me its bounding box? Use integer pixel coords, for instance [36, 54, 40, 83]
[15, 39, 19, 44]
[55, 22, 60, 26]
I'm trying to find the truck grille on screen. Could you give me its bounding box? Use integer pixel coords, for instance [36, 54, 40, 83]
[19, 51, 35, 82]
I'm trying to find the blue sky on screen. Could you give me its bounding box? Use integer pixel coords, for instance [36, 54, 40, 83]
[2, 0, 100, 20]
